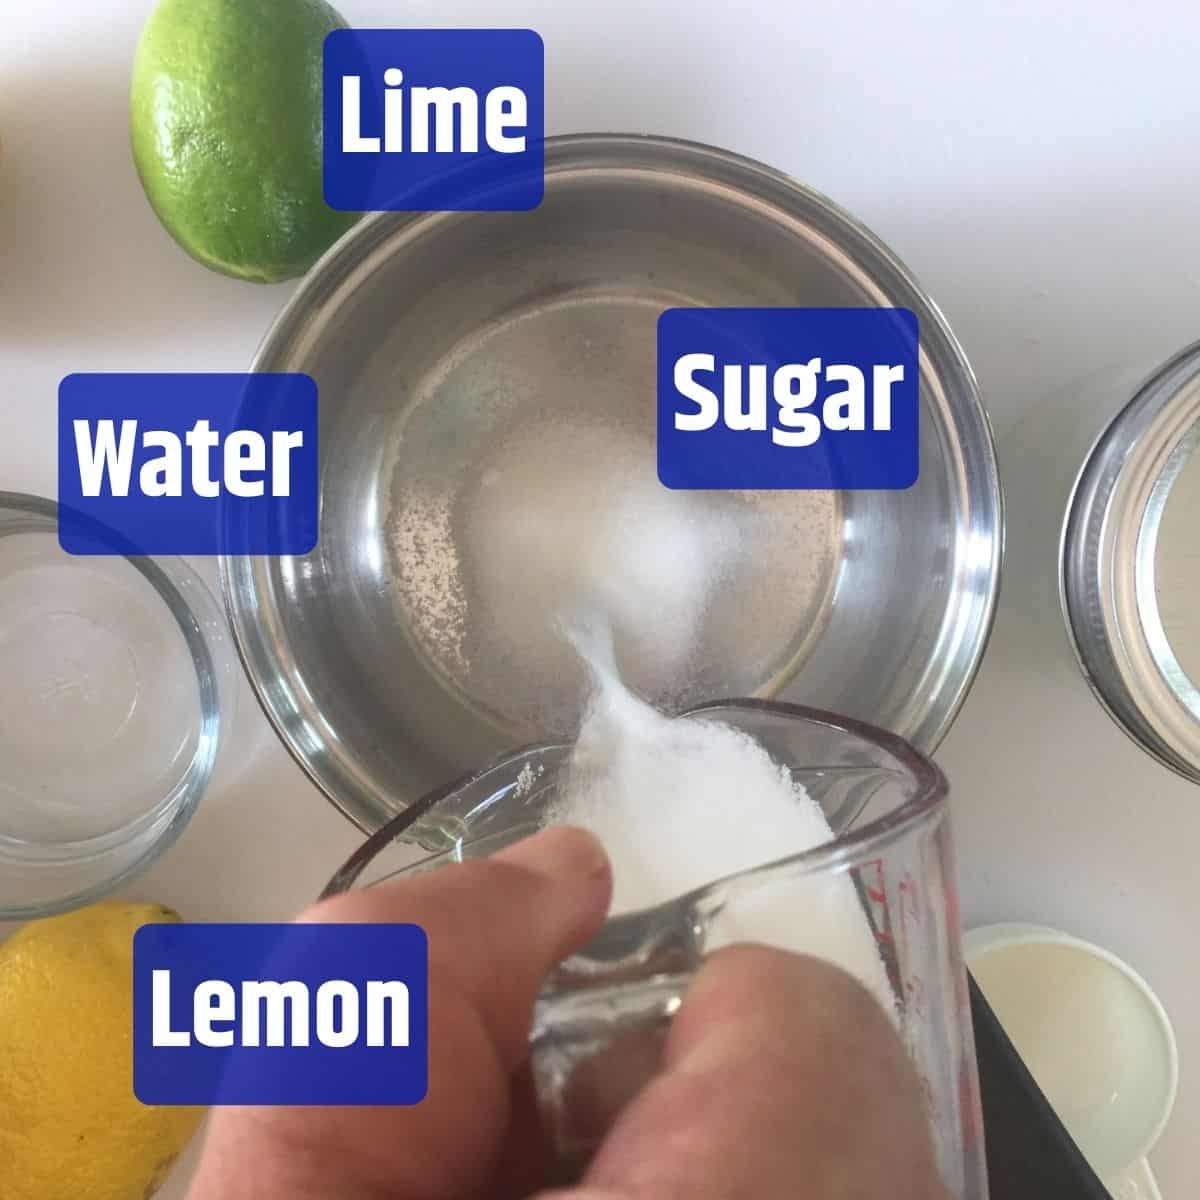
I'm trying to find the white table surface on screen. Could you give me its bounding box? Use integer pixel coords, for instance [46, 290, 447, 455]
[3, 1, 1198, 1195]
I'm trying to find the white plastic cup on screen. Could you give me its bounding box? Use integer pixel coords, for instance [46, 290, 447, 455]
[965, 923, 1178, 1199]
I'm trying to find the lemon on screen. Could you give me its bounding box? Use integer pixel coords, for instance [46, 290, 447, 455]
[0, 901, 203, 1200]
[130, 0, 356, 283]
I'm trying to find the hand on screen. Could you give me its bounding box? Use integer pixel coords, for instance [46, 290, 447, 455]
[186, 827, 949, 1199]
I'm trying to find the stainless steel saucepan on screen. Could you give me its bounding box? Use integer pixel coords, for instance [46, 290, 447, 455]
[220, 134, 1002, 832]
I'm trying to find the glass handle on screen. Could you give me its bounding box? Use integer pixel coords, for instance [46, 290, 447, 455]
[529, 895, 705, 1172]
[530, 975, 689, 1177]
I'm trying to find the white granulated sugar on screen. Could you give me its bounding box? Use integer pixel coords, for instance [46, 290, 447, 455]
[553, 634, 895, 1018]
[466, 422, 743, 701]
[388, 487, 469, 676]
[391, 410, 890, 1011]
[514, 760, 544, 797]
[387, 413, 840, 738]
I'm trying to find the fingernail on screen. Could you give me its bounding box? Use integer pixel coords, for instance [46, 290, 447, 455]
[495, 828, 613, 950]
[495, 825, 612, 888]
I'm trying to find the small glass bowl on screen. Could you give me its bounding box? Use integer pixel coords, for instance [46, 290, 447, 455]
[0, 493, 236, 919]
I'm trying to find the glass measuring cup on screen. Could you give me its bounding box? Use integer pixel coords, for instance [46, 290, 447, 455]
[322, 701, 987, 1199]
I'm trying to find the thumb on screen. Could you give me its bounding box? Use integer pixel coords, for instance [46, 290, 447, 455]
[311, 823, 614, 1068]
[188, 827, 612, 1200]
[535, 946, 946, 1200]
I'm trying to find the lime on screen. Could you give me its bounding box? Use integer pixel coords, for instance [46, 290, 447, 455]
[130, 0, 357, 284]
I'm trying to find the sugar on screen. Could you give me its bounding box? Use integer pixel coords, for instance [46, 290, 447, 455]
[390, 416, 842, 742]
[551, 628, 896, 1018]
[461, 421, 892, 1012]
[465, 422, 743, 709]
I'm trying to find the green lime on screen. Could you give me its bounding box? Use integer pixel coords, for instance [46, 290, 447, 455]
[130, 0, 357, 284]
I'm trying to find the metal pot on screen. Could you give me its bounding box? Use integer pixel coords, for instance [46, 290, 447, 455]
[221, 134, 1002, 831]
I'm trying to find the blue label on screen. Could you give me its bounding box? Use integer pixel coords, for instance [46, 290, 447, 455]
[657, 308, 920, 489]
[57, 373, 318, 556]
[133, 924, 429, 1106]
[323, 28, 544, 212]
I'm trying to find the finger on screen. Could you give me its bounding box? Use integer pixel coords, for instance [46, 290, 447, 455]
[491, 1058, 558, 1200]
[188, 827, 612, 1200]
[309, 824, 613, 1067]
[540, 945, 948, 1200]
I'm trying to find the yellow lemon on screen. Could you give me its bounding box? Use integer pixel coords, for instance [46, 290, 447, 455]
[0, 901, 203, 1200]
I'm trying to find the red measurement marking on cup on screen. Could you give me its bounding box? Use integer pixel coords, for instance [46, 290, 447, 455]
[895, 871, 929, 1018]
[864, 863, 942, 1127]
[862, 858, 894, 950]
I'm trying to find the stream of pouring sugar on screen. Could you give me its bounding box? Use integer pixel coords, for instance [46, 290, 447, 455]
[549, 622, 896, 1019]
